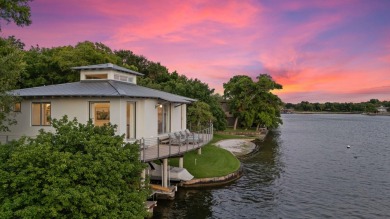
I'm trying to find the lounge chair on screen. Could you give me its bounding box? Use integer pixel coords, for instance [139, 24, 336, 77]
[184, 129, 203, 143]
[168, 132, 186, 145]
[174, 132, 187, 145]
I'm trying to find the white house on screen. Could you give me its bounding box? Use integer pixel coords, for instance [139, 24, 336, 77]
[0, 63, 196, 143]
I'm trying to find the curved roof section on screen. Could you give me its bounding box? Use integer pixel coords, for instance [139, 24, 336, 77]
[72, 63, 144, 76]
[11, 80, 196, 104]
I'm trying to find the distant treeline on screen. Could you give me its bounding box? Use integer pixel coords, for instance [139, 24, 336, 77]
[285, 99, 390, 113]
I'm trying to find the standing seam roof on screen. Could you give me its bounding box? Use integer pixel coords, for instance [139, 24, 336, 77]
[10, 80, 196, 103]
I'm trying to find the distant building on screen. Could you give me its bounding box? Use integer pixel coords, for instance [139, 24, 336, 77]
[376, 106, 389, 114]
[220, 100, 235, 127]
[281, 108, 294, 114]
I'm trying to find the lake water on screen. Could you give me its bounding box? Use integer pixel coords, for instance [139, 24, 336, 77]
[153, 114, 390, 218]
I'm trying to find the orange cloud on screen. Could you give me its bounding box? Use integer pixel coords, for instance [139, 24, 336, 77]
[90, 0, 261, 46]
[3, 0, 389, 103]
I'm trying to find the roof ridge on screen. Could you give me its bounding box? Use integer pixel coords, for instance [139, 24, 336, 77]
[136, 84, 197, 102]
[11, 80, 195, 103]
[107, 80, 128, 96]
[71, 63, 144, 76]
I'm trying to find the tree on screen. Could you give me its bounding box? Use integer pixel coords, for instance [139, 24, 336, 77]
[252, 75, 283, 129]
[223, 74, 283, 130]
[187, 101, 214, 131]
[0, 0, 32, 31]
[20, 44, 228, 130]
[223, 75, 254, 130]
[19, 41, 122, 88]
[0, 36, 25, 131]
[0, 116, 149, 218]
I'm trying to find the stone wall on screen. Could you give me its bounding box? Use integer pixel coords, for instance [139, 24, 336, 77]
[179, 165, 243, 188]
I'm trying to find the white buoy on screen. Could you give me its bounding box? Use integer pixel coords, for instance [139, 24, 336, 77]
[347, 145, 351, 149]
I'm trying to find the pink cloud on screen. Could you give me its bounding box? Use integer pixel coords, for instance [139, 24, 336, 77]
[85, 0, 261, 47]
[275, 0, 356, 11]
[2, 0, 389, 103]
[277, 85, 390, 103]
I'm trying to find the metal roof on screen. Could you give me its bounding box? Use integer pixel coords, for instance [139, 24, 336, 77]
[71, 63, 144, 76]
[10, 80, 196, 104]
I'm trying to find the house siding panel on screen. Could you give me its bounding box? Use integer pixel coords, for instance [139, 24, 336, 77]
[170, 104, 182, 132]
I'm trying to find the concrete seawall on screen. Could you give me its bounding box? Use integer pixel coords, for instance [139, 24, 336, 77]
[179, 129, 268, 188]
[179, 164, 244, 188]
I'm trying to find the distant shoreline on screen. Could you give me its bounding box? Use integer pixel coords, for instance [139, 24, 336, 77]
[292, 111, 359, 114]
[287, 111, 390, 116]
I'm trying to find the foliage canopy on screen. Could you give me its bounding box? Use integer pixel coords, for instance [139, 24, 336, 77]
[0, 116, 148, 218]
[286, 99, 390, 113]
[223, 74, 283, 130]
[0, 36, 25, 131]
[0, 0, 32, 31]
[16, 41, 226, 131]
[187, 101, 214, 130]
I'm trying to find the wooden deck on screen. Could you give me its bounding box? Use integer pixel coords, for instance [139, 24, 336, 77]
[140, 133, 213, 162]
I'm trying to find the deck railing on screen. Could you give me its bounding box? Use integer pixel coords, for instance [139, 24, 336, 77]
[139, 124, 213, 162]
[0, 134, 35, 144]
[1, 125, 214, 163]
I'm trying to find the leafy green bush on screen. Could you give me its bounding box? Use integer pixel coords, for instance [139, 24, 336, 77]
[0, 116, 148, 218]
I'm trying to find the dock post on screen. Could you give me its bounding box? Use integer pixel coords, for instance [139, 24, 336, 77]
[179, 157, 184, 168]
[141, 168, 146, 187]
[142, 138, 145, 161]
[157, 137, 160, 158]
[162, 158, 168, 188]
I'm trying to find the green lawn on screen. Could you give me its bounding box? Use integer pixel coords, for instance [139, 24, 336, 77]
[168, 133, 247, 178]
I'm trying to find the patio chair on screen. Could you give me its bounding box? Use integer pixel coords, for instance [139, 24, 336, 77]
[184, 129, 203, 143]
[168, 132, 186, 145]
[174, 132, 188, 145]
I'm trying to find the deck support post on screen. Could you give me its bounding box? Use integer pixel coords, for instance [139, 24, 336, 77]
[141, 168, 146, 187]
[197, 148, 202, 155]
[162, 158, 168, 188]
[179, 157, 184, 168]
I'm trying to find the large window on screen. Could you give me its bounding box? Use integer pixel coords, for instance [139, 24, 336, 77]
[89, 102, 110, 126]
[13, 102, 21, 112]
[32, 102, 51, 126]
[126, 102, 136, 139]
[158, 104, 170, 134]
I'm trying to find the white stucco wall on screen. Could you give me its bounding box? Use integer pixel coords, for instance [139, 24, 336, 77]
[170, 104, 182, 132]
[138, 99, 158, 138]
[109, 98, 123, 134]
[0, 97, 188, 143]
[3, 98, 91, 141]
[182, 105, 187, 130]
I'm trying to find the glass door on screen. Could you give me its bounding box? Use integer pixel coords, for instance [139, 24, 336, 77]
[126, 102, 136, 139]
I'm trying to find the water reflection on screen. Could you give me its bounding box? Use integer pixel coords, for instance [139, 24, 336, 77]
[153, 188, 213, 219]
[154, 115, 390, 218]
[153, 131, 284, 219]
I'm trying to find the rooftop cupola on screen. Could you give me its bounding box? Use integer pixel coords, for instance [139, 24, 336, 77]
[72, 63, 144, 84]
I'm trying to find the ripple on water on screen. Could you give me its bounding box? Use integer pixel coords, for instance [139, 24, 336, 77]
[153, 115, 390, 219]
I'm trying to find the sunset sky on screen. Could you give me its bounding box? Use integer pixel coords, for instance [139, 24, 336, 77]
[2, 0, 390, 103]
